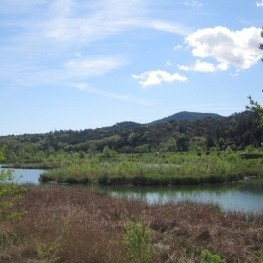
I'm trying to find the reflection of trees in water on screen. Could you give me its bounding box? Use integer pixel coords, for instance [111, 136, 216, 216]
[236, 179, 263, 195]
[101, 179, 263, 209]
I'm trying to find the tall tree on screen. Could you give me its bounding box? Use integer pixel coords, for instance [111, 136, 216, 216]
[246, 27, 263, 127]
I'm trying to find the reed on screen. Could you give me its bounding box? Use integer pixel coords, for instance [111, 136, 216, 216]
[40, 152, 263, 186]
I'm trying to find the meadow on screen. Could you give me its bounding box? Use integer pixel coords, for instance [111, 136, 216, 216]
[0, 185, 262, 263]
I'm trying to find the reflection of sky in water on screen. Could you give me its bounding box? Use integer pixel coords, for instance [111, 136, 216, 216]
[0, 167, 45, 185]
[108, 180, 263, 213]
[1, 166, 263, 213]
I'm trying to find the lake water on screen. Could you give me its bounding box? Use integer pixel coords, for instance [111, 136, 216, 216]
[1, 166, 263, 213]
[0, 166, 45, 185]
[100, 179, 263, 213]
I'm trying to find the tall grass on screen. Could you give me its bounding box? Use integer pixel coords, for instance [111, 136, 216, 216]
[0, 185, 262, 262]
[40, 152, 263, 185]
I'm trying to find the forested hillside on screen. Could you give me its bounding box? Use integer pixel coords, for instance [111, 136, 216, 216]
[151, 111, 222, 124]
[0, 111, 262, 161]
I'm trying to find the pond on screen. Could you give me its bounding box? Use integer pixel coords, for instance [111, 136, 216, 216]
[0, 166, 45, 185]
[1, 166, 263, 213]
[100, 179, 263, 213]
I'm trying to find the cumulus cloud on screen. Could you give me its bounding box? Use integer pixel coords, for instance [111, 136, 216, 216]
[132, 70, 187, 87]
[185, 26, 262, 70]
[178, 60, 217, 73]
[256, 0, 263, 7]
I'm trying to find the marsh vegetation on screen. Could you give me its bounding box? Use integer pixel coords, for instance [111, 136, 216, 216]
[38, 151, 263, 186]
[0, 185, 262, 263]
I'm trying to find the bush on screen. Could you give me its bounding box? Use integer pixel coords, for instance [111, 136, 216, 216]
[0, 147, 27, 222]
[200, 249, 226, 263]
[123, 220, 152, 263]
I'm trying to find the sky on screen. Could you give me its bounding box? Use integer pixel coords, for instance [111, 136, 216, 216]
[1, 0, 263, 135]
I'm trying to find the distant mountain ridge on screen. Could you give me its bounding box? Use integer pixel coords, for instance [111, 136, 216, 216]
[151, 111, 223, 124]
[1, 111, 262, 156]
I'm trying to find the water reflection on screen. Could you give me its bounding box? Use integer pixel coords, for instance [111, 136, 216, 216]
[0, 166, 45, 185]
[1, 166, 262, 212]
[101, 179, 263, 212]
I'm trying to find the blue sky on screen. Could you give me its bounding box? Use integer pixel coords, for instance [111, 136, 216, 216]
[1, 0, 263, 135]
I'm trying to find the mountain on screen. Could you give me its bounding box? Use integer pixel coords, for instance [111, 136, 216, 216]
[0, 111, 262, 158]
[151, 111, 223, 125]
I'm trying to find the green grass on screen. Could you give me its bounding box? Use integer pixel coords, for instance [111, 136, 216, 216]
[39, 151, 263, 186]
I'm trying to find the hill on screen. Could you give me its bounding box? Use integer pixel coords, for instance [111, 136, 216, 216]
[0, 111, 262, 161]
[151, 111, 223, 124]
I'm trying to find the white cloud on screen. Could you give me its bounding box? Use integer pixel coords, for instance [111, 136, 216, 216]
[64, 56, 127, 78]
[72, 82, 153, 106]
[146, 20, 190, 36]
[174, 44, 183, 50]
[185, 26, 262, 70]
[178, 60, 229, 73]
[178, 60, 217, 72]
[3, 56, 127, 88]
[132, 70, 187, 87]
[43, 0, 145, 43]
[256, 0, 263, 7]
[185, 0, 202, 7]
[165, 60, 173, 67]
[42, 0, 189, 43]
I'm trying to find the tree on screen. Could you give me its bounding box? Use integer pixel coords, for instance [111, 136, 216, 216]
[102, 145, 112, 158]
[246, 95, 263, 128]
[246, 28, 263, 127]
[176, 137, 189, 152]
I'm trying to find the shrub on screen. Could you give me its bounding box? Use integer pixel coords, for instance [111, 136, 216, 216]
[123, 220, 152, 263]
[37, 240, 60, 263]
[0, 147, 27, 222]
[200, 249, 226, 263]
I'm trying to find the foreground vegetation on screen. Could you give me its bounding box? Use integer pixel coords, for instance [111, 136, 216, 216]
[0, 185, 262, 262]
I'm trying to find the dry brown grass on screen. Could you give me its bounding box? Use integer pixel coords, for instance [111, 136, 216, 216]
[0, 185, 262, 262]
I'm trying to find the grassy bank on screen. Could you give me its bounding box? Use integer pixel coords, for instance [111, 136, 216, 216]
[0, 185, 262, 262]
[39, 152, 263, 186]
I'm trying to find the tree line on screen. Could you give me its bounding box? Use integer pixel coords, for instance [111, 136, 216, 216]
[0, 110, 262, 162]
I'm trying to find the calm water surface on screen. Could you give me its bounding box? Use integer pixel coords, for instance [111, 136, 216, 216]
[101, 179, 263, 213]
[0, 166, 45, 185]
[1, 166, 263, 212]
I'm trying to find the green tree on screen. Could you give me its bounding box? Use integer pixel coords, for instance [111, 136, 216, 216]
[176, 137, 189, 152]
[246, 95, 263, 128]
[0, 146, 26, 222]
[102, 145, 112, 158]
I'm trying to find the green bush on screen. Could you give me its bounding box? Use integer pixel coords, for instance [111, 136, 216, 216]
[200, 249, 226, 263]
[123, 220, 152, 263]
[0, 147, 27, 222]
[37, 241, 60, 263]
